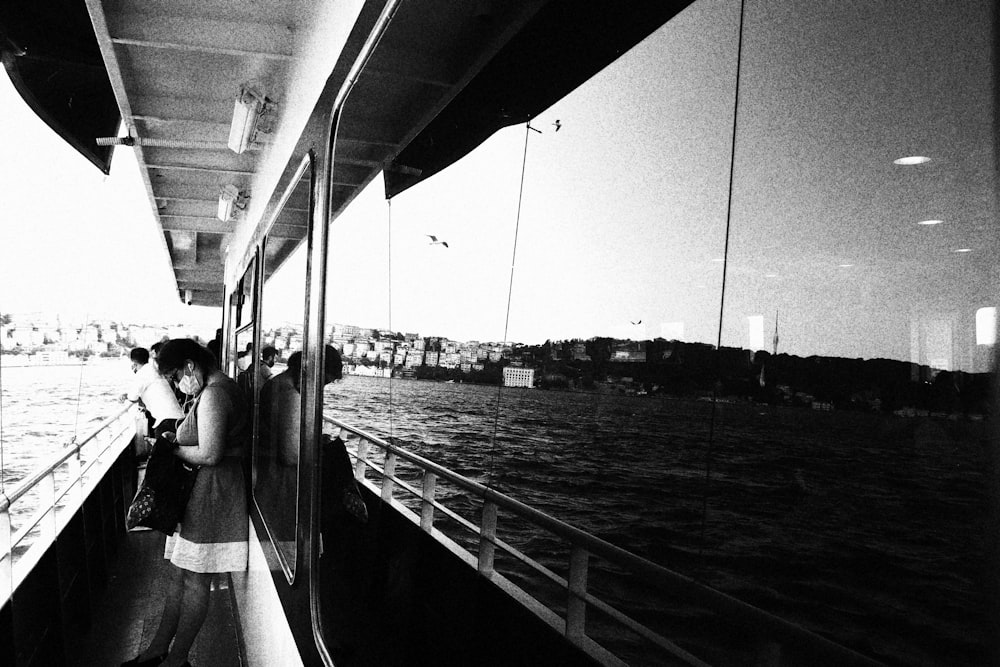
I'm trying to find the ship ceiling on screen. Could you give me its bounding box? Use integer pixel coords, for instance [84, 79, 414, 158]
[3, 0, 692, 308]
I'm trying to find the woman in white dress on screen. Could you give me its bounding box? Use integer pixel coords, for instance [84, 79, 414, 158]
[124, 338, 249, 667]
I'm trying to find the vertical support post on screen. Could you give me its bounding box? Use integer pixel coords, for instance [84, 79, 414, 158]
[41, 471, 57, 546]
[566, 545, 589, 641]
[381, 451, 396, 502]
[0, 501, 11, 605]
[69, 448, 82, 510]
[420, 471, 436, 532]
[355, 439, 368, 481]
[479, 500, 497, 575]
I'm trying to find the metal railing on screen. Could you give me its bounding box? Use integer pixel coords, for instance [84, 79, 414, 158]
[0, 404, 137, 607]
[324, 415, 884, 667]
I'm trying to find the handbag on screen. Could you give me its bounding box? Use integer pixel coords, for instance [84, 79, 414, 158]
[126, 436, 199, 535]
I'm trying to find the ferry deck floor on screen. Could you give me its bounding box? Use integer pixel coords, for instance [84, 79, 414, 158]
[70, 527, 242, 667]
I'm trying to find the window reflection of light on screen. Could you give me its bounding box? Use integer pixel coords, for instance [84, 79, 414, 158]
[893, 156, 931, 165]
[976, 307, 996, 345]
[917, 219, 943, 225]
[748, 315, 765, 351]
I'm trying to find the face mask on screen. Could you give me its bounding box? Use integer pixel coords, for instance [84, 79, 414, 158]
[237, 356, 250, 372]
[178, 372, 201, 396]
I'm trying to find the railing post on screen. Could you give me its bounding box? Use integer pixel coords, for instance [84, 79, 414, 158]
[566, 545, 589, 641]
[420, 471, 436, 532]
[354, 439, 368, 481]
[69, 447, 82, 509]
[479, 500, 497, 575]
[40, 470, 57, 547]
[0, 499, 11, 605]
[381, 451, 396, 502]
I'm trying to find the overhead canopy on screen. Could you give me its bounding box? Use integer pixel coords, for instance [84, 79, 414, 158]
[1, 0, 692, 307]
[0, 0, 119, 174]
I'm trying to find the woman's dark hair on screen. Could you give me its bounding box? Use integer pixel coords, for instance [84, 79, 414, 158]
[157, 338, 218, 375]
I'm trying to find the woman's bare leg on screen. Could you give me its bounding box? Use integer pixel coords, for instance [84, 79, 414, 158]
[138, 565, 184, 660]
[160, 570, 213, 667]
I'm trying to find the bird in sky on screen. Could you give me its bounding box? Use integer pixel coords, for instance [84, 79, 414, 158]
[631, 319, 642, 325]
[427, 235, 449, 248]
[553, 119, 562, 132]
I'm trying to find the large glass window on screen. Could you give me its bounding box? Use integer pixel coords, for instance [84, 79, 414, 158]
[715, 2, 996, 664]
[254, 165, 310, 580]
[313, 1, 996, 664]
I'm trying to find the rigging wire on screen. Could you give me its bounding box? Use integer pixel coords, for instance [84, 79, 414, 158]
[386, 199, 394, 445]
[0, 328, 5, 495]
[486, 120, 532, 491]
[698, 0, 747, 564]
[71, 315, 89, 446]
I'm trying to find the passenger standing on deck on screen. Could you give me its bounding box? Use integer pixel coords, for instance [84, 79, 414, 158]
[119, 347, 185, 437]
[123, 338, 249, 667]
[260, 345, 277, 381]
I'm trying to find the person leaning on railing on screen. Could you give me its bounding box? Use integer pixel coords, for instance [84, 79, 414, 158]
[120, 346, 185, 441]
[122, 338, 250, 667]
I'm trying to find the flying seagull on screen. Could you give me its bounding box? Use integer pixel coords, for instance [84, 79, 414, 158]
[553, 119, 562, 132]
[630, 319, 642, 325]
[427, 235, 449, 248]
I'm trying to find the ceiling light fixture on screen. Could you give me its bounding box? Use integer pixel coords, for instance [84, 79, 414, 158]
[218, 185, 248, 221]
[228, 86, 274, 154]
[893, 156, 931, 165]
[954, 248, 972, 253]
[838, 263, 854, 268]
[917, 219, 943, 225]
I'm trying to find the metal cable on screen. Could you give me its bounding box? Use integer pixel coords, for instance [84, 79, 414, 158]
[71, 314, 89, 445]
[486, 121, 532, 491]
[0, 325, 5, 494]
[699, 0, 747, 565]
[387, 199, 394, 445]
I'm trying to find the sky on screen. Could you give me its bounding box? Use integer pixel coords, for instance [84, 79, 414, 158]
[1, 0, 997, 369]
[0, 69, 220, 336]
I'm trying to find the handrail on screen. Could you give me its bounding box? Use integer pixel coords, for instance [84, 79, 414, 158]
[0, 403, 133, 511]
[0, 404, 137, 606]
[324, 415, 884, 666]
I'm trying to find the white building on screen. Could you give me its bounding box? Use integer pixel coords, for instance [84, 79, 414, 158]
[503, 366, 535, 388]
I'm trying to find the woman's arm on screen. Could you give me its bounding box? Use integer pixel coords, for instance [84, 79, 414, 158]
[175, 386, 230, 466]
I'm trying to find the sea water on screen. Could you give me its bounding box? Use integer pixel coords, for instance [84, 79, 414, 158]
[0, 362, 989, 665]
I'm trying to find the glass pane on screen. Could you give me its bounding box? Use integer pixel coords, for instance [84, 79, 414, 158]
[318, 2, 741, 663]
[255, 186, 309, 578]
[718, 1, 995, 664]
[237, 257, 256, 328]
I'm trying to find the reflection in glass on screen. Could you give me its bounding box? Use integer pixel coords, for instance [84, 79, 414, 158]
[307, 1, 993, 663]
[254, 171, 310, 576]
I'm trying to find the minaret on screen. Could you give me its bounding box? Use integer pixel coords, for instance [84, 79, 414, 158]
[772, 310, 779, 356]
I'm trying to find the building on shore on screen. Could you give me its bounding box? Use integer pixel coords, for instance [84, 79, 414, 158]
[503, 366, 535, 388]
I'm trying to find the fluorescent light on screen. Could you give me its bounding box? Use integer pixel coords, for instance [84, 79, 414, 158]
[917, 219, 943, 225]
[228, 86, 268, 154]
[838, 263, 854, 268]
[893, 156, 931, 165]
[954, 248, 972, 253]
[218, 185, 241, 221]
